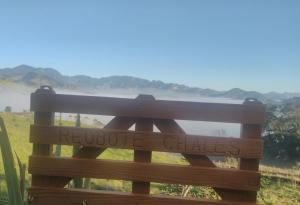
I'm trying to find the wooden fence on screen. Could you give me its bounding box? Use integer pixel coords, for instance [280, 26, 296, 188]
[28, 86, 265, 205]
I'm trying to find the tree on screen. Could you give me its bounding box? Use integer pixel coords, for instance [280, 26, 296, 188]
[4, 106, 12, 113]
[263, 102, 300, 163]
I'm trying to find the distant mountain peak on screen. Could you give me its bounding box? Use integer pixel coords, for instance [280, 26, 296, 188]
[12, 64, 36, 73]
[0, 65, 299, 102]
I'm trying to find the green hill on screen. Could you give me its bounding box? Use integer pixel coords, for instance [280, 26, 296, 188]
[0, 112, 299, 204]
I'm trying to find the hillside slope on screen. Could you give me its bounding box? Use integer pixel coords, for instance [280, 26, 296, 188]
[0, 113, 299, 204]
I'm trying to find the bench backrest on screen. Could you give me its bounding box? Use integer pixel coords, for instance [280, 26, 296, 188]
[28, 86, 265, 205]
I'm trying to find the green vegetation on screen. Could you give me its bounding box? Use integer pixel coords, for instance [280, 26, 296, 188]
[4, 107, 11, 113]
[0, 113, 184, 199]
[0, 117, 23, 205]
[0, 110, 299, 204]
[263, 101, 300, 165]
[259, 176, 299, 205]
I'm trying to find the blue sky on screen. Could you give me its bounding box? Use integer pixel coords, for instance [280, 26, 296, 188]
[0, 0, 299, 93]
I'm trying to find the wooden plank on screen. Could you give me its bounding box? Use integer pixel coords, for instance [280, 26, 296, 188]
[31, 87, 59, 187]
[132, 118, 153, 194]
[28, 156, 261, 191]
[238, 125, 262, 202]
[154, 119, 254, 201]
[239, 124, 262, 170]
[30, 125, 263, 158]
[28, 187, 257, 205]
[30, 93, 265, 124]
[238, 99, 265, 202]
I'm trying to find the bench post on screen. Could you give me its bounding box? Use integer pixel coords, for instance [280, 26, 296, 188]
[239, 99, 264, 202]
[31, 86, 56, 187]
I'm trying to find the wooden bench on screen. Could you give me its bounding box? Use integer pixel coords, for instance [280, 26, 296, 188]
[28, 86, 265, 205]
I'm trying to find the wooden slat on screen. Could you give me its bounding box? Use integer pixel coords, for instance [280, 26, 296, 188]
[30, 125, 263, 158]
[28, 187, 257, 205]
[132, 117, 153, 194]
[30, 93, 265, 124]
[28, 156, 261, 191]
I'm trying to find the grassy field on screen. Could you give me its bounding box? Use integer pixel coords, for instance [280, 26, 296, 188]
[0, 112, 299, 204]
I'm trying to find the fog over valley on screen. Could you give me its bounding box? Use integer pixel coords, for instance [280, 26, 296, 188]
[0, 82, 241, 137]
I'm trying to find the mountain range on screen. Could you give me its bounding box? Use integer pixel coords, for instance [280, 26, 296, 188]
[0, 65, 299, 102]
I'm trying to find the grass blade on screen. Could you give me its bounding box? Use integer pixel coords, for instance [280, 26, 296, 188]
[0, 117, 23, 205]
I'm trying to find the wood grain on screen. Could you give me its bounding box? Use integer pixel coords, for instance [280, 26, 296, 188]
[132, 118, 153, 194]
[28, 89, 265, 204]
[30, 125, 263, 158]
[28, 187, 257, 205]
[30, 93, 265, 124]
[238, 99, 265, 202]
[31, 87, 58, 187]
[28, 156, 260, 191]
